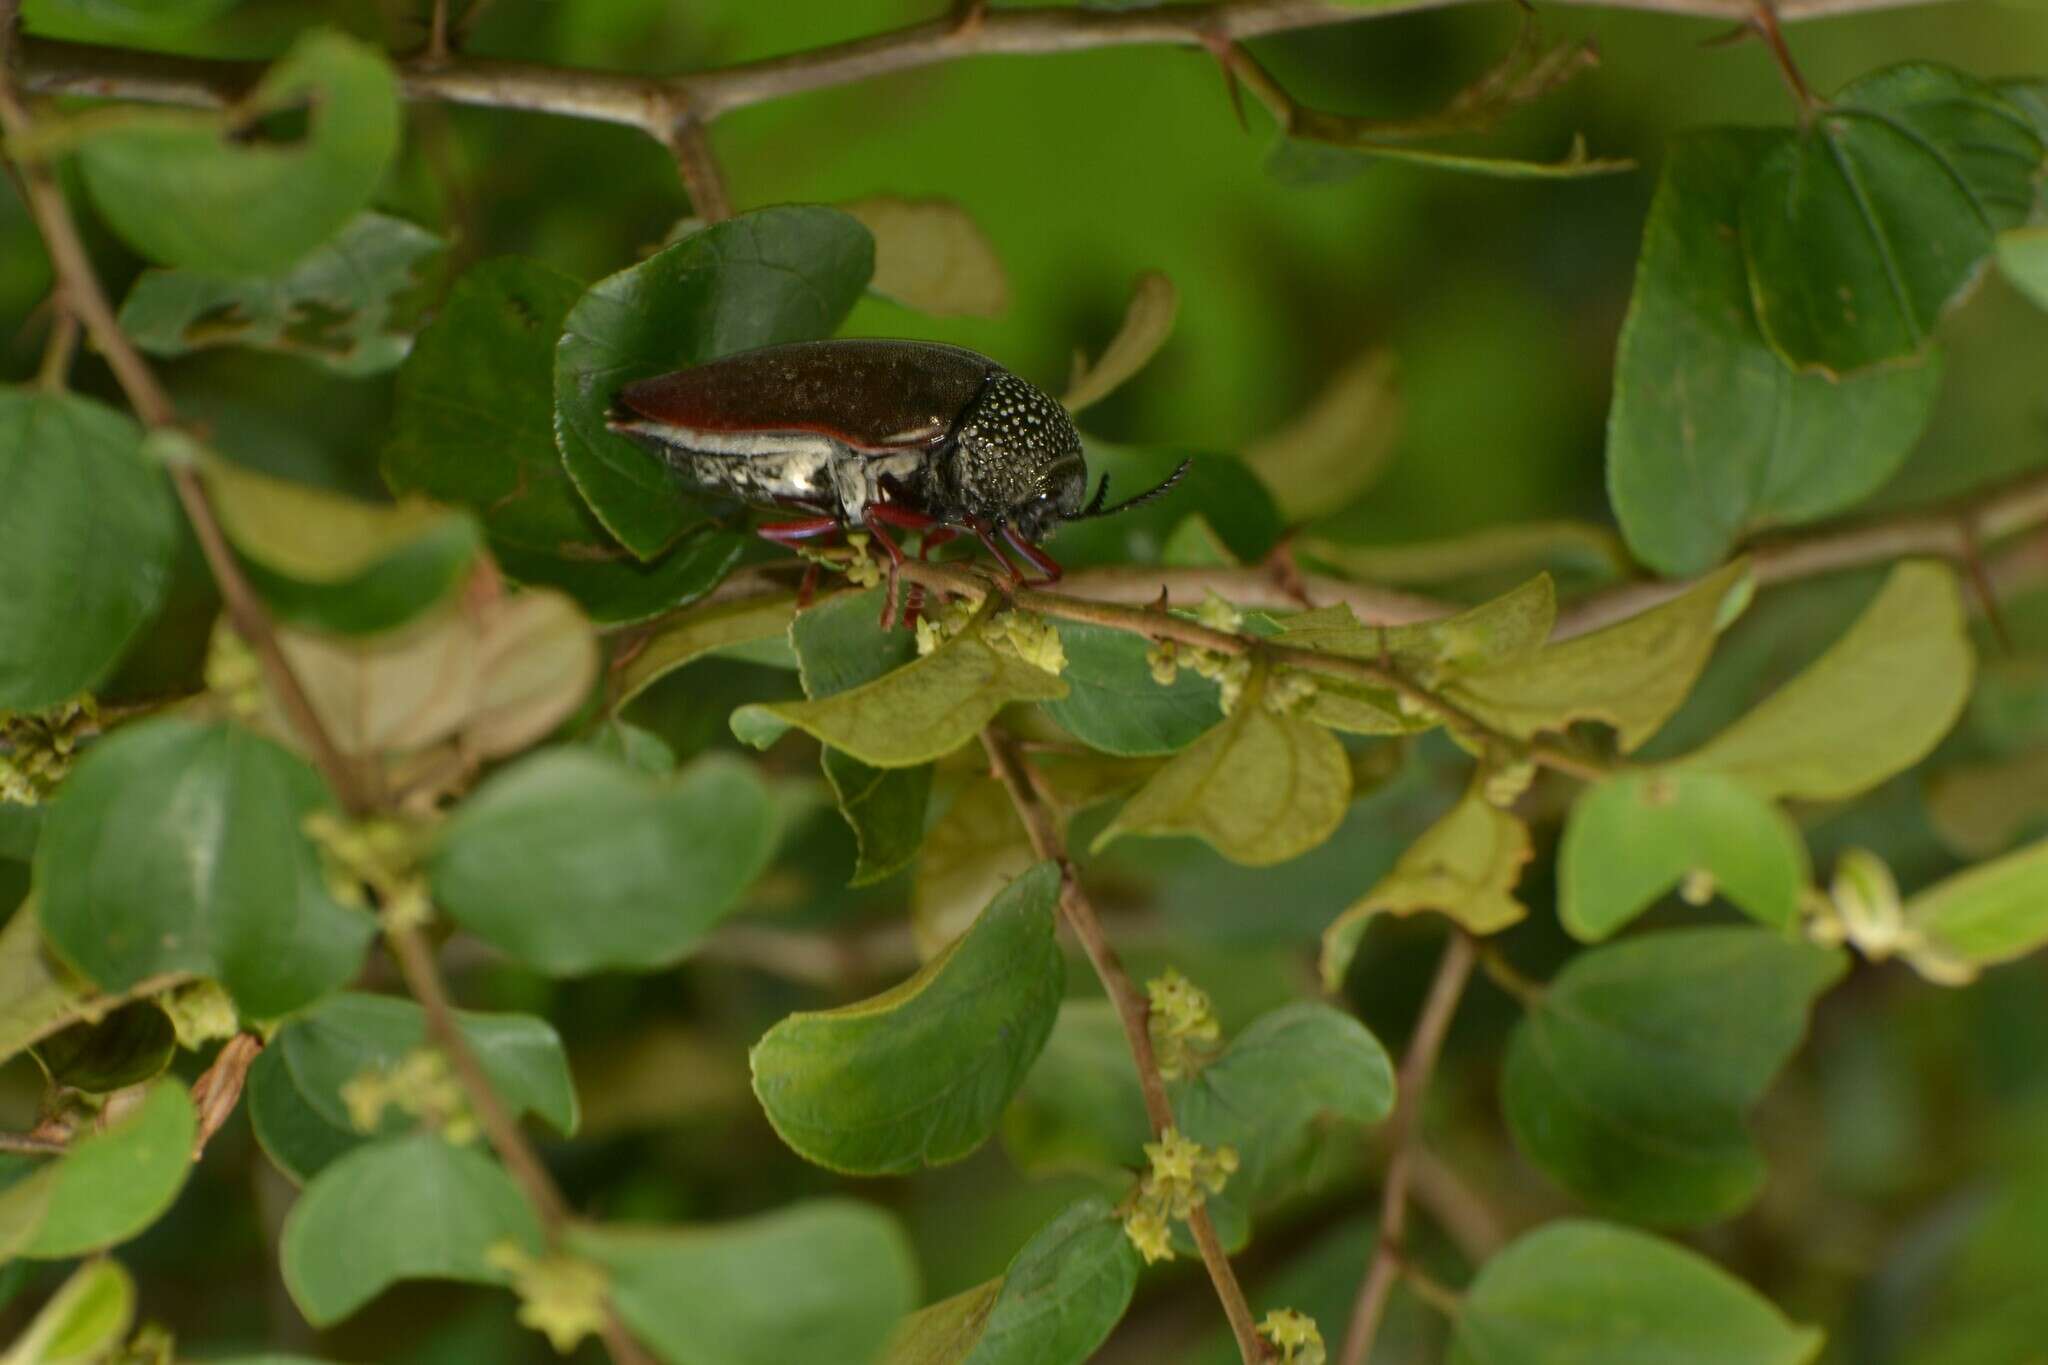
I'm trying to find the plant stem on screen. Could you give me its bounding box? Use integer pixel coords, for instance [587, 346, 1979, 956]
[1337, 932, 1475, 1365]
[981, 728, 1271, 1364]
[0, 1132, 66, 1155]
[34, 297, 77, 390]
[664, 115, 732, 221]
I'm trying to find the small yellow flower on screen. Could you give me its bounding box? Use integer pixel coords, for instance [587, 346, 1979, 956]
[1194, 591, 1243, 635]
[1147, 640, 1180, 686]
[1258, 1307, 1326, 1365]
[488, 1242, 611, 1354]
[1122, 1205, 1174, 1264]
[1146, 968, 1221, 1079]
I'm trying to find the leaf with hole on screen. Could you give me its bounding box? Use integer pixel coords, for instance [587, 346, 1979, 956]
[1502, 928, 1845, 1226]
[431, 748, 778, 975]
[0, 1082, 196, 1260]
[35, 718, 372, 1018]
[1608, 130, 1942, 575]
[1093, 665, 1350, 866]
[1742, 63, 2044, 373]
[1559, 771, 1810, 942]
[279, 1134, 543, 1326]
[1677, 562, 1970, 799]
[554, 206, 873, 558]
[247, 993, 576, 1184]
[119, 213, 442, 376]
[751, 862, 1063, 1174]
[77, 29, 402, 274]
[0, 390, 176, 709]
[1451, 1220, 1823, 1365]
[572, 1200, 918, 1365]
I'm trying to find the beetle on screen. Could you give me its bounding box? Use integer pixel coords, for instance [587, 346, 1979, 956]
[606, 339, 1188, 625]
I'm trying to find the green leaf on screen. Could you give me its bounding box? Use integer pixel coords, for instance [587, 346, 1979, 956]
[36, 718, 372, 1018]
[1003, 1002, 1150, 1178]
[3, 1258, 135, 1365]
[1039, 619, 1221, 756]
[554, 206, 873, 558]
[750, 862, 1064, 1174]
[279, 1133, 544, 1326]
[199, 446, 480, 634]
[1742, 63, 2045, 374]
[1445, 559, 1749, 751]
[0, 901, 187, 1076]
[1321, 788, 1531, 990]
[1502, 928, 1845, 1226]
[1907, 837, 2048, 972]
[1559, 771, 1810, 942]
[1277, 573, 1556, 678]
[32, 1000, 177, 1093]
[791, 587, 920, 697]
[78, 29, 402, 274]
[731, 609, 1067, 768]
[822, 747, 932, 888]
[1093, 666, 1351, 866]
[2000, 226, 2048, 310]
[611, 594, 798, 709]
[912, 778, 1036, 957]
[1174, 1003, 1394, 1219]
[573, 1200, 917, 1365]
[1608, 130, 1942, 575]
[118, 213, 442, 376]
[882, 1198, 1138, 1365]
[431, 748, 778, 975]
[1452, 1220, 1824, 1365]
[1677, 562, 1970, 799]
[248, 993, 576, 1184]
[1, 1082, 197, 1260]
[0, 390, 176, 709]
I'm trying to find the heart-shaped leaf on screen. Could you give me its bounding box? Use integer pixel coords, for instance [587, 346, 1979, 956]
[1559, 771, 1809, 942]
[1742, 63, 2044, 374]
[431, 748, 778, 975]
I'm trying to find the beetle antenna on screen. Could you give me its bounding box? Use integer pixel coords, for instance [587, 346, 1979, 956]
[1075, 459, 1192, 519]
[1081, 474, 1111, 517]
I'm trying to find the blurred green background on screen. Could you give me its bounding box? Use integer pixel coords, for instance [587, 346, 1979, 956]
[5, 1, 2048, 1361]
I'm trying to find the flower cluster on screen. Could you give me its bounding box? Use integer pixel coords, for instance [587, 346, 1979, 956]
[161, 981, 239, 1050]
[1121, 1127, 1238, 1265]
[1258, 1308, 1326, 1365]
[340, 1047, 477, 1144]
[487, 1241, 612, 1353]
[988, 610, 1067, 675]
[0, 695, 98, 804]
[303, 809, 432, 929]
[914, 595, 980, 656]
[1146, 968, 1221, 1080]
[203, 622, 263, 720]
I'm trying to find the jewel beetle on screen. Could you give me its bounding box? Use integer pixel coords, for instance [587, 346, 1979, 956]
[606, 339, 1188, 623]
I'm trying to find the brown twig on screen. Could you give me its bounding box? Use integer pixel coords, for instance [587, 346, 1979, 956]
[664, 114, 732, 222]
[0, 1131, 67, 1155]
[981, 728, 1270, 1364]
[17, 0, 1952, 144]
[1337, 933, 1475, 1365]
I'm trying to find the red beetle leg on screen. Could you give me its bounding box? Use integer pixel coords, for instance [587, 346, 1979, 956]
[862, 513, 911, 630]
[757, 516, 843, 546]
[970, 520, 1025, 588]
[917, 525, 962, 559]
[797, 561, 821, 609]
[1000, 524, 1064, 585]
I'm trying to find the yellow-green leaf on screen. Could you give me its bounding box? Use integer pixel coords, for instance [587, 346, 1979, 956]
[730, 613, 1067, 768]
[1444, 560, 1749, 751]
[1321, 789, 1530, 989]
[1677, 562, 1971, 800]
[1, 1082, 197, 1260]
[4, 1258, 136, 1365]
[844, 196, 1009, 318]
[0, 900, 186, 1072]
[1907, 837, 2048, 972]
[1062, 272, 1177, 413]
[1093, 666, 1350, 866]
[1278, 573, 1556, 680]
